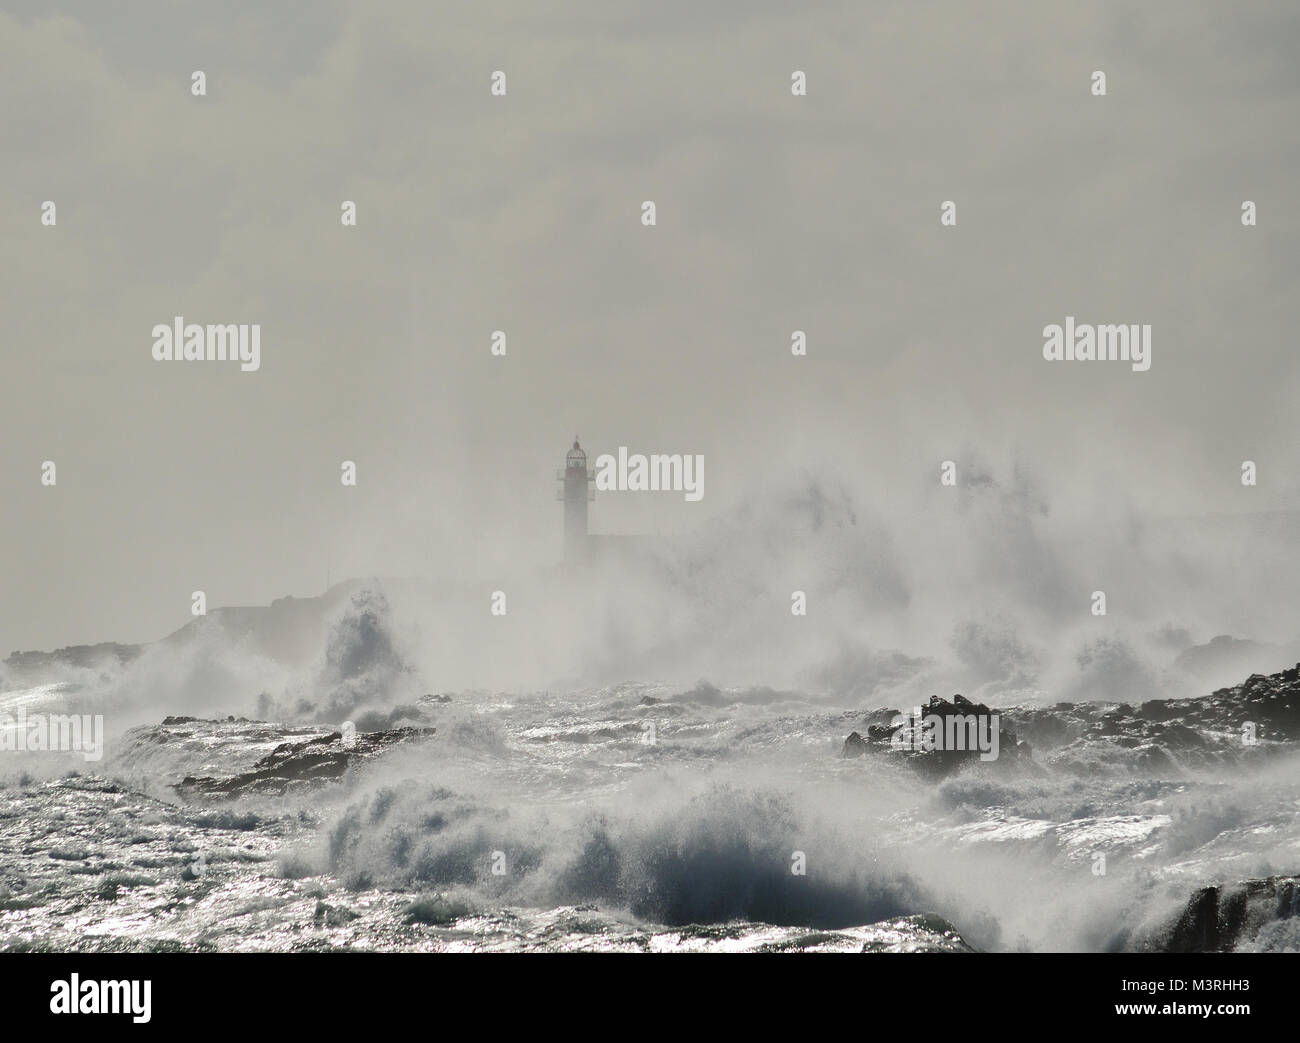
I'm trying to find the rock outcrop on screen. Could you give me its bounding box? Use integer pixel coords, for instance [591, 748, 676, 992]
[840, 693, 1030, 775]
[843, 662, 1300, 778]
[175, 725, 434, 799]
[1151, 875, 1300, 953]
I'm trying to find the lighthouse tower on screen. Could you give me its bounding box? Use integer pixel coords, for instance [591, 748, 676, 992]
[557, 437, 594, 562]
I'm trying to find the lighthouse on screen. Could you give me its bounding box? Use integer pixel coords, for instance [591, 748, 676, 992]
[557, 437, 594, 562]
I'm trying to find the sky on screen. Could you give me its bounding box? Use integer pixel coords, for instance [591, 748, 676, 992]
[2, 0, 1298, 654]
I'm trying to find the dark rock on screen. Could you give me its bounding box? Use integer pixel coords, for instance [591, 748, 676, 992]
[174, 725, 435, 800]
[1158, 876, 1300, 952]
[841, 694, 1029, 776]
[313, 900, 360, 926]
[1139, 699, 1176, 721]
[843, 662, 1300, 779]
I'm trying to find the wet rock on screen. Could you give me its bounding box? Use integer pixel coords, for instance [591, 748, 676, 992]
[847, 662, 1300, 779]
[841, 694, 1029, 776]
[856, 913, 977, 954]
[313, 900, 360, 926]
[174, 725, 435, 800]
[1155, 875, 1300, 952]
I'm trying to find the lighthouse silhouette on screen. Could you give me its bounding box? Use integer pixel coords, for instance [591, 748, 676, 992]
[557, 437, 594, 563]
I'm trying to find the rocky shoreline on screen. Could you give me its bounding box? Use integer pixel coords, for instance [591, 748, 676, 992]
[172, 724, 435, 800]
[841, 662, 1300, 778]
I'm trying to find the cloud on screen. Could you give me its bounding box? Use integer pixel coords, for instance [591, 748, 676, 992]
[2, 1, 1298, 653]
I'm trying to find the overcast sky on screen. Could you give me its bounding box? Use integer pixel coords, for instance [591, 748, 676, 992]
[2, 0, 1297, 653]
